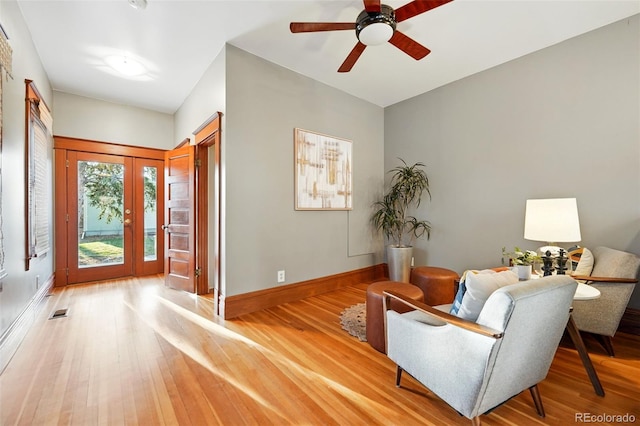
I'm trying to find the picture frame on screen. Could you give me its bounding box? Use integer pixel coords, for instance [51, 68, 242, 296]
[294, 128, 352, 211]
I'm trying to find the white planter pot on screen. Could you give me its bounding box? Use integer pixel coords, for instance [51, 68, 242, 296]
[512, 264, 532, 280]
[387, 246, 413, 283]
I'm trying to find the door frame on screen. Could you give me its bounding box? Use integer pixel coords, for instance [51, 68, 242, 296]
[53, 121, 221, 302]
[192, 113, 222, 304]
[53, 136, 166, 286]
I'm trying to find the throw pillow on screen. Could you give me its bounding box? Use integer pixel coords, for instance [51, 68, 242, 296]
[573, 247, 594, 281]
[568, 245, 582, 270]
[449, 267, 513, 316]
[449, 279, 467, 316]
[455, 269, 519, 321]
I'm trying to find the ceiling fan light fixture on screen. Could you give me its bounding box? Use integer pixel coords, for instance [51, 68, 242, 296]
[358, 22, 393, 45]
[355, 4, 396, 46]
[290, 0, 446, 72]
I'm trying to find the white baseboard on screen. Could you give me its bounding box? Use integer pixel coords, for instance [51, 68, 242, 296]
[0, 274, 54, 374]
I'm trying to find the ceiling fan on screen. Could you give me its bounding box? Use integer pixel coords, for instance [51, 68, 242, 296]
[290, 0, 453, 72]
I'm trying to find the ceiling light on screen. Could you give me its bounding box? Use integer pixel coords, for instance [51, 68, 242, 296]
[105, 55, 146, 77]
[356, 5, 396, 46]
[358, 23, 394, 46]
[128, 0, 147, 10]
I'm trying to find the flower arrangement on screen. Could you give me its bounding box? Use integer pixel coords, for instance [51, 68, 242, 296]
[502, 247, 541, 266]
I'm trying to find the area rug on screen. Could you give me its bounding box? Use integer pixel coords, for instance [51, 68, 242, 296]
[340, 303, 366, 342]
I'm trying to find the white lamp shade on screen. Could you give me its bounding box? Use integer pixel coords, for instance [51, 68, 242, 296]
[524, 198, 581, 243]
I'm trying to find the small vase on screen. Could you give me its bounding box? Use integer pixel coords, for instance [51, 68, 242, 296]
[513, 264, 532, 280]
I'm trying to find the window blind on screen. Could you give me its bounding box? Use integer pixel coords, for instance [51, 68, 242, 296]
[30, 114, 50, 257]
[25, 80, 52, 269]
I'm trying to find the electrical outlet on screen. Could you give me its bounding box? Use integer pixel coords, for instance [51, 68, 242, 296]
[277, 270, 285, 283]
[36, 275, 40, 290]
[411, 257, 415, 267]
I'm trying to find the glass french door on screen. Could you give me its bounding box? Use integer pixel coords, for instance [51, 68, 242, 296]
[135, 158, 164, 276]
[66, 152, 163, 284]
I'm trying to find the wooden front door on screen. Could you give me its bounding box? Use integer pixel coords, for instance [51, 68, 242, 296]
[164, 144, 196, 293]
[67, 152, 134, 283]
[54, 137, 167, 286]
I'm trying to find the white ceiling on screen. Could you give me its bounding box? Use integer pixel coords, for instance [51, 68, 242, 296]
[17, 0, 640, 114]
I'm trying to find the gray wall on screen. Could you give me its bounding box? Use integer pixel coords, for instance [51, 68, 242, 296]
[173, 47, 226, 293]
[223, 45, 384, 297]
[384, 15, 640, 307]
[53, 91, 174, 149]
[173, 46, 226, 147]
[0, 0, 54, 340]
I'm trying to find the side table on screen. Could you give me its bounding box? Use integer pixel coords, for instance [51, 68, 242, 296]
[566, 283, 605, 396]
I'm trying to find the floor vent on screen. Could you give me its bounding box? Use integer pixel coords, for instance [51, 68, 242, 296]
[49, 309, 68, 320]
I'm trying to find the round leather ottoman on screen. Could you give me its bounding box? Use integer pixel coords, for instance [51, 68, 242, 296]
[366, 281, 424, 353]
[410, 266, 460, 306]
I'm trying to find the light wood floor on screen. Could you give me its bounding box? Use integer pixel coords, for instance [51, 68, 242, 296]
[1, 275, 638, 425]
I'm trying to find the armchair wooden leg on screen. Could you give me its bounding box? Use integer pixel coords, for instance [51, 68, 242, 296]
[593, 334, 615, 357]
[396, 366, 403, 387]
[566, 314, 605, 396]
[529, 385, 545, 418]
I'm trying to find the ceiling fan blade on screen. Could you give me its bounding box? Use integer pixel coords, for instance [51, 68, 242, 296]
[290, 22, 356, 33]
[389, 31, 431, 60]
[338, 42, 367, 73]
[363, 0, 381, 13]
[395, 0, 453, 23]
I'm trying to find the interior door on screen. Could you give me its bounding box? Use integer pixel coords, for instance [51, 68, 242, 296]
[67, 151, 133, 283]
[164, 144, 196, 293]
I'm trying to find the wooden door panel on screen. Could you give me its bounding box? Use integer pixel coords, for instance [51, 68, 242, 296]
[164, 145, 196, 293]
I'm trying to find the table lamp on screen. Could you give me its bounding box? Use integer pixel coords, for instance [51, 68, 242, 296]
[524, 198, 581, 257]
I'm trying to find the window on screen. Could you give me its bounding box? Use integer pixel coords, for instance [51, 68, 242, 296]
[25, 80, 52, 270]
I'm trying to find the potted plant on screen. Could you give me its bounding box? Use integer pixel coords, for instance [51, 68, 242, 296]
[372, 159, 431, 282]
[502, 247, 541, 280]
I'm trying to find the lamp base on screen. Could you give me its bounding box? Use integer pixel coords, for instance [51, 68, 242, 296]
[539, 246, 571, 276]
[538, 245, 563, 257]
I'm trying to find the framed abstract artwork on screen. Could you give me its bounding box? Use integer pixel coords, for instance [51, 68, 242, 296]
[294, 128, 352, 210]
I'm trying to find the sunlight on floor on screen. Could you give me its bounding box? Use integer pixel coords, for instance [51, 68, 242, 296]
[131, 293, 399, 419]
[122, 298, 289, 421]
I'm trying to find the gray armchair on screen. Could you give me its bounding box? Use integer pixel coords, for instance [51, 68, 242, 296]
[571, 246, 640, 357]
[384, 276, 577, 425]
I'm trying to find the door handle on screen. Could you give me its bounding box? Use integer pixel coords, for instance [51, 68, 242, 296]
[161, 224, 168, 231]
[124, 218, 131, 225]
